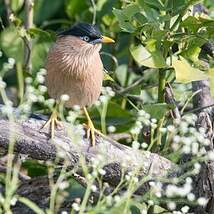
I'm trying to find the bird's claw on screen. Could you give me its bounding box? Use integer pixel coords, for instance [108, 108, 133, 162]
[40, 111, 63, 140]
[84, 121, 96, 147]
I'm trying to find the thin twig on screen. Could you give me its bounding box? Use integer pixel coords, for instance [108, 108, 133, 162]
[23, 0, 34, 73]
[90, 0, 96, 25]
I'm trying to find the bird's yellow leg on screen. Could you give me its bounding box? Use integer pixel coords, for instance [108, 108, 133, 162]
[83, 107, 96, 146]
[42, 108, 62, 140]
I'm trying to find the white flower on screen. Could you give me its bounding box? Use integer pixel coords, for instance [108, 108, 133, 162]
[194, 163, 201, 172]
[107, 125, 116, 133]
[132, 141, 140, 149]
[98, 169, 106, 175]
[114, 195, 121, 203]
[0, 51, 2, 57]
[197, 197, 208, 206]
[187, 193, 195, 201]
[91, 185, 97, 192]
[38, 85, 47, 93]
[133, 177, 139, 183]
[8, 57, 15, 66]
[61, 211, 68, 214]
[141, 142, 148, 149]
[10, 197, 17, 206]
[151, 118, 157, 123]
[60, 94, 70, 102]
[59, 181, 69, 190]
[167, 201, 176, 210]
[39, 68, 47, 75]
[181, 205, 189, 213]
[167, 125, 175, 132]
[25, 77, 33, 84]
[99, 95, 108, 103]
[36, 74, 45, 83]
[72, 202, 80, 211]
[148, 200, 154, 206]
[29, 94, 38, 102]
[125, 175, 130, 181]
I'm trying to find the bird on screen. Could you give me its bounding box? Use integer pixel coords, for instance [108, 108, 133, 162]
[43, 22, 115, 146]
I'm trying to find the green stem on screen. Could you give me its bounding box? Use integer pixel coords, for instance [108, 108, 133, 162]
[158, 69, 166, 103]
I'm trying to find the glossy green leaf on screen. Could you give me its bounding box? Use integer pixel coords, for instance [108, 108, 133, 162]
[130, 44, 166, 68]
[172, 56, 208, 83]
[113, 8, 136, 32]
[144, 103, 175, 119]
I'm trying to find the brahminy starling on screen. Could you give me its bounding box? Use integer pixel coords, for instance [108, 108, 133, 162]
[43, 23, 115, 146]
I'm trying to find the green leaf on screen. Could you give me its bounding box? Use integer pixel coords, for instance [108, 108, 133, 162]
[65, 0, 88, 18]
[172, 56, 208, 83]
[0, 26, 24, 63]
[113, 8, 136, 32]
[115, 64, 127, 86]
[10, 0, 24, 12]
[130, 44, 167, 68]
[103, 71, 114, 82]
[143, 103, 175, 119]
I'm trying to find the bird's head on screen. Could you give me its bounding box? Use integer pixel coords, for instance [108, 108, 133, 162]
[58, 23, 115, 46]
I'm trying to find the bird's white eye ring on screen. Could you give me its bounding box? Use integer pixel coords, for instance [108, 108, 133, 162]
[82, 36, 90, 42]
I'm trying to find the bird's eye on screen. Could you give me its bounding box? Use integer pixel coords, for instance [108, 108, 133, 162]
[82, 36, 90, 42]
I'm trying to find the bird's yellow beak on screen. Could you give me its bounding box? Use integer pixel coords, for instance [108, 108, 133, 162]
[101, 36, 115, 43]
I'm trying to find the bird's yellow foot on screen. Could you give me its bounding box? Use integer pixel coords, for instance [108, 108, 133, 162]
[41, 111, 63, 140]
[85, 120, 96, 147]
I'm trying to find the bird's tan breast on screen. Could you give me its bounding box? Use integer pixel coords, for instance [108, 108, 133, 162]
[45, 38, 103, 108]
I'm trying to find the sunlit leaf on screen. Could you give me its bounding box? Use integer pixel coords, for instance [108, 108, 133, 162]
[10, 0, 24, 12]
[172, 56, 208, 83]
[130, 44, 166, 68]
[143, 103, 175, 119]
[103, 71, 114, 82]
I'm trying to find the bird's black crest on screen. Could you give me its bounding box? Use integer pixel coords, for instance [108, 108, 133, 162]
[58, 23, 102, 40]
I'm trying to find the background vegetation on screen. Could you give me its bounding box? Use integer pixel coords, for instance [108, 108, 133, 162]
[0, 0, 214, 213]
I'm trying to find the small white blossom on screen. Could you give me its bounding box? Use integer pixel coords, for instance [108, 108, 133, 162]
[39, 68, 47, 75]
[181, 205, 189, 213]
[98, 169, 106, 175]
[72, 202, 80, 211]
[114, 195, 121, 203]
[141, 142, 148, 149]
[59, 181, 69, 190]
[107, 125, 116, 133]
[10, 197, 17, 206]
[36, 74, 45, 83]
[197, 197, 208, 206]
[25, 77, 33, 84]
[167, 201, 176, 210]
[91, 185, 97, 192]
[132, 141, 140, 149]
[60, 94, 70, 102]
[38, 85, 47, 93]
[187, 193, 195, 201]
[148, 200, 154, 206]
[8, 58, 15, 66]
